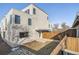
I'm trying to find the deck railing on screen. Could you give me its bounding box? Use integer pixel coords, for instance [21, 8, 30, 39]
[50, 35, 67, 55]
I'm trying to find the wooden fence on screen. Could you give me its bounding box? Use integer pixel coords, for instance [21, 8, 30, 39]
[66, 37, 79, 52]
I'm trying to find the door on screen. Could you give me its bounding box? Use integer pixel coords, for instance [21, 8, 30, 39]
[3, 32, 5, 38]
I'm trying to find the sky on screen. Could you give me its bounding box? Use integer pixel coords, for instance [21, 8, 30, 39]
[0, 3, 79, 27]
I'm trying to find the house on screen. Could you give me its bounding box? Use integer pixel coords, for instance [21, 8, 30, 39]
[61, 13, 79, 55]
[0, 4, 51, 47]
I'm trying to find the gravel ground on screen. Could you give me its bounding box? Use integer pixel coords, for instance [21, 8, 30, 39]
[8, 47, 35, 55]
[0, 34, 11, 55]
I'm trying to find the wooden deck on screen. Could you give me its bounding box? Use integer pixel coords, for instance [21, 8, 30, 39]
[23, 40, 51, 51]
[22, 39, 59, 55]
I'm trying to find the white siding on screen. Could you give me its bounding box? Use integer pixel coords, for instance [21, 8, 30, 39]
[1, 4, 50, 47]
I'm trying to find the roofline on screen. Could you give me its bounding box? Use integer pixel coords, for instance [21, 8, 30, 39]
[1, 8, 31, 21]
[0, 8, 31, 26]
[13, 8, 34, 17]
[0, 8, 13, 23]
[72, 15, 77, 27]
[32, 4, 48, 15]
[22, 4, 48, 15]
[72, 13, 79, 28]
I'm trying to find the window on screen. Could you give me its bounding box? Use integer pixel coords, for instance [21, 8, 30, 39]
[25, 10, 27, 13]
[15, 15, 20, 24]
[28, 18, 32, 25]
[10, 15, 12, 24]
[49, 24, 50, 28]
[47, 17, 48, 20]
[3, 32, 5, 38]
[19, 32, 29, 38]
[77, 29, 79, 37]
[27, 9, 30, 14]
[33, 8, 36, 14]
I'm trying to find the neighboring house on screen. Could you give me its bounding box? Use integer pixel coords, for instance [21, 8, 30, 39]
[0, 4, 51, 47]
[72, 14, 79, 37]
[61, 13, 79, 55]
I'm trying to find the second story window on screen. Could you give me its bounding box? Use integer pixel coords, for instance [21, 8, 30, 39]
[28, 18, 32, 25]
[25, 10, 27, 13]
[77, 29, 79, 37]
[10, 15, 12, 24]
[33, 8, 36, 14]
[47, 16, 48, 20]
[27, 9, 30, 14]
[49, 24, 50, 28]
[15, 15, 20, 24]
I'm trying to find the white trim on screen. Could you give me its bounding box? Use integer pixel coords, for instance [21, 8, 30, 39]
[63, 49, 79, 55]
